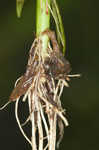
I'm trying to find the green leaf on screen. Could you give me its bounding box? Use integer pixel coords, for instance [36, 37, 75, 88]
[52, 0, 66, 55]
[16, 0, 24, 18]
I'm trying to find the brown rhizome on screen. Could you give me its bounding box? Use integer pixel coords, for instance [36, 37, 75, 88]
[0, 29, 80, 150]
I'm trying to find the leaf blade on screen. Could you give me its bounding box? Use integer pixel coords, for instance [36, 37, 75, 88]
[16, 0, 24, 18]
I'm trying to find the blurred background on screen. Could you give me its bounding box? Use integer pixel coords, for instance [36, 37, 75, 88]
[0, 0, 99, 150]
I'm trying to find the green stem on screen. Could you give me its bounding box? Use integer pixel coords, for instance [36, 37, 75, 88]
[36, 0, 50, 57]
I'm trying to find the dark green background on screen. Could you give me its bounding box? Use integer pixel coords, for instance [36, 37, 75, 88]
[0, 0, 98, 150]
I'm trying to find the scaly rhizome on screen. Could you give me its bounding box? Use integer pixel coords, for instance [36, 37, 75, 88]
[0, 29, 80, 150]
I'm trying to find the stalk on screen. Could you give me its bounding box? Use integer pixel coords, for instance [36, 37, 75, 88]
[36, 0, 50, 57]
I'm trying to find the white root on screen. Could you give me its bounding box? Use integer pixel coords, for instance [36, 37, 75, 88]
[31, 111, 37, 150]
[37, 106, 43, 150]
[0, 101, 11, 110]
[15, 99, 32, 146]
[14, 76, 23, 87]
[21, 115, 31, 127]
[67, 74, 81, 77]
